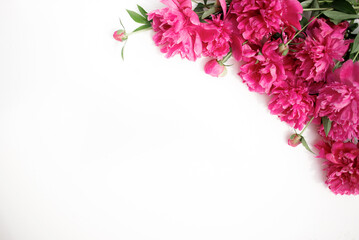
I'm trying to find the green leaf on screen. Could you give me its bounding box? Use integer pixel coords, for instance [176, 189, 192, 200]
[322, 10, 359, 21]
[204, 0, 208, 5]
[301, 0, 314, 8]
[300, 17, 309, 29]
[332, 0, 356, 14]
[322, 116, 332, 137]
[202, 6, 216, 19]
[351, 34, 359, 54]
[126, 9, 148, 24]
[194, 3, 205, 15]
[310, 0, 320, 18]
[133, 24, 152, 32]
[137, 5, 148, 18]
[300, 137, 315, 154]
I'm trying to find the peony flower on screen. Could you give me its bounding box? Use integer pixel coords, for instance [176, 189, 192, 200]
[269, 83, 315, 130]
[113, 29, 128, 42]
[147, 0, 202, 61]
[295, 18, 350, 84]
[199, 15, 233, 59]
[315, 141, 359, 195]
[239, 39, 286, 94]
[230, 0, 302, 44]
[316, 60, 359, 142]
[204, 59, 226, 77]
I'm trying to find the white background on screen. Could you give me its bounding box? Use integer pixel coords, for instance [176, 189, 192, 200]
[1, 0, 359, 239]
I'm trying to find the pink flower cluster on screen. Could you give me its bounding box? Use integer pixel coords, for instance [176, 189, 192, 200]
[145, 0, 358, 194]
[316, 141, 359, 195]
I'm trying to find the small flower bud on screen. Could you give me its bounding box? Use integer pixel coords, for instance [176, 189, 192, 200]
[113, 30, 128, 42]
[288, 134, 302, 147]
[204, 59, 227, 77]
[278, 43, 289, 56]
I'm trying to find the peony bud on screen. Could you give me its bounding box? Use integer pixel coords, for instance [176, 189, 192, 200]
[288, 134, 302, 147]
[113, 30, 128, 42]
[278, 43, 289, 56]
[204, 59, 227, 77]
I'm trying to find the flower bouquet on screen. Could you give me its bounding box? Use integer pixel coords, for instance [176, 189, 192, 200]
[114, 0, 359, 195]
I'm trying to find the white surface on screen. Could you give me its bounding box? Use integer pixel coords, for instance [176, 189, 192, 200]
[0, 1, 359, 240]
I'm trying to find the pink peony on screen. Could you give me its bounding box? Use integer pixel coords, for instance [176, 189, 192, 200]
[199, 15, 232, 59]
[269, 83, 315, 130]
[295, 18, 350, 83]
[316, 141, 359, 195]
[148, 0, 202, 61]
[239, 40, 286, 94]
[204, 59, 226, 77]
[230, 0, 302, 44]
[316, 60, 359, 142]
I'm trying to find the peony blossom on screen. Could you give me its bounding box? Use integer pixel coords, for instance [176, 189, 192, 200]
[295, 18, 350, 84]
[230, 0, 302, 44]
[204, 59, 226, 77]
[239, 40, 286, 94]
[269, 83, 315, 130]
[316, 60, 359, 142]
[199, 15, 233, 59]
[316, 141, 359, 195]
[148, 0, 202, 61]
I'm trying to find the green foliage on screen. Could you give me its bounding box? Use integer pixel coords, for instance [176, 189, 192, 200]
[126, 9, 148, 24]
[137, 5, 148, 17]
[322, 117, 332, 137]
[301, 0, 314, 8]
[332, 0, 357, 14]
[300, 137, 315, 154]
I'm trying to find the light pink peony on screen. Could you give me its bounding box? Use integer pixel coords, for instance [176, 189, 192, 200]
[230, 0, 302, 44]
[316, 141, 359, 195]
[269, 84, 315, 130]
[316, 60, 359, 142]
[204, 59, 226, 77]
[239, 40, 286, 94]
[199, 15, 233, 59]
[295, 18, 350, 83]
[148, 0, 202, 61]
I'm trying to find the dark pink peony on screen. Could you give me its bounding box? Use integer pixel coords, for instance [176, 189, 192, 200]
[316, 141, 359, 195]
[316, 60, 359, 142]
[148, 0, 202, 61]
[199, 15, 233, 59]
[269, 83, 315, 130]
[230, 0, 302, 44]
[295, 18, 350, 83]
[239, 40, 286, 94]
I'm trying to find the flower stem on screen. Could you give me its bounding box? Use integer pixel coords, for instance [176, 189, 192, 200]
[286, 13, 323, 46]
[300, 117, 315, 135]
[303, 6, 359, 11]
[221, 51, 232, 63]
[353, 51, 359, 62]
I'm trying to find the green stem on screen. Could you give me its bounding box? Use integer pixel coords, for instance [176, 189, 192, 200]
[300, 117, 315, 135]
[353, 51, 359, 62]
[221, 51, 232, 63]
[286, 12, 323, 46]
